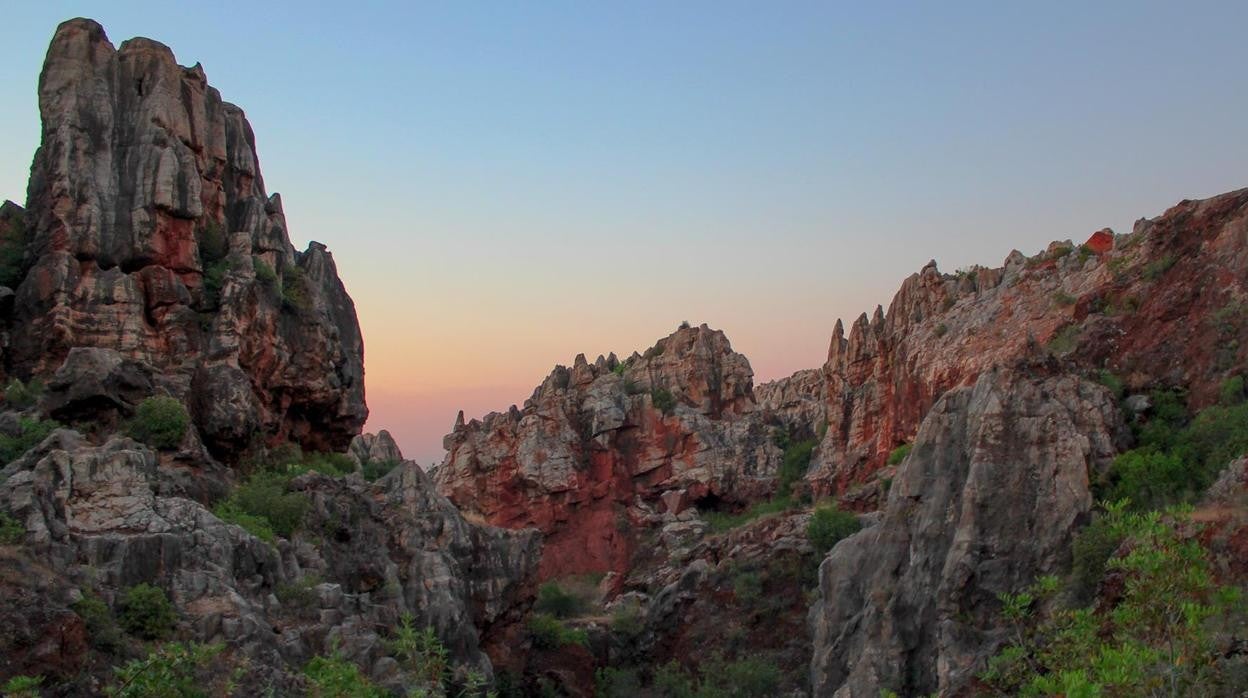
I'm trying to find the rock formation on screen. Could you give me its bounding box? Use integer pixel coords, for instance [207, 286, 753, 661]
[436, 324, 787, 581]
[807, 188, 1248, 497]
[2, 18, 366, 458]
[0, 429, 539, 690]
[0, 19, 541, 693]
[809, 361, 1126, 696]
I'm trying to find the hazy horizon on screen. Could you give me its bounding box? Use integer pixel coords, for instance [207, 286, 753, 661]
[4, 1, 1248, 463]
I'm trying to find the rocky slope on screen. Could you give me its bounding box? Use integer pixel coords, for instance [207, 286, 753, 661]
[0, 429, 538, 692]
[433, 188, 1248, 695]
[808, 189, 1248, 498]
[2, 18, 366, 460]
[0, 19, 541, 695]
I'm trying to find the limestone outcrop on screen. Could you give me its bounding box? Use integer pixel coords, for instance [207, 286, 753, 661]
[807, 188, 1248, 496]
[436, 324, 787, 580]
[809, 361, 1127, 696]
[3, 18, 366, 457]
[0, 429, 539, 690]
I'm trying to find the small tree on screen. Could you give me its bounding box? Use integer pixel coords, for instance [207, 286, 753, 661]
[387, 614, 448, 685]
[807, 504, 860, 557]
[127, 397, 190, 450]
[118, 583, 177, 640]
[981, 502, 1245, 696]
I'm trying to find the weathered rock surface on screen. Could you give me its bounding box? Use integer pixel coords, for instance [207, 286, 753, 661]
[349, 429, 403, 468]
[0, 429, 539, 689]
[5, 18, 366, 457]
[807, 188, 1248, 496]
[809, 361, 1126, 697]
[436, 324, 788, 581]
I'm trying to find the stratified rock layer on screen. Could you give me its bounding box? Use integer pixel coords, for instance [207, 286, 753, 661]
[6, 18, 366, 455]
[809, 362, 1126, 696]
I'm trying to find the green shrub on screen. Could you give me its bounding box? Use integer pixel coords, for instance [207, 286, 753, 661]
[387, 614, 448, 685]
[528, 613, 587, 649]
[252, 257, 278, 286]
[213, 501, 277, 543]
[304, 652, 387, 698]
[706, 656, 781, 697]
[361, 459, 399, 481]
[651, 387, 677, 414]
[1068, 513, 1125, 603]
[1134, 389, 1188, 451]
[74, 591, 123, 652]
[201, 258, 231, 309]
[535, 582, 583, 618]
[934, 323, 948, 337]
[281, 265, 311, 312]
[701, 496, 794, 533]
[652, 656, 781, 698]
[1095, 370, 1125, 400]
[214, 471, 308, 540]
[1142, 254, 1176, 280]
[0, 417, 61, 465]
[612, 359, 629, 376]
[1220, 375, 1245, 406]
[1103, 449, 1190, 512]
[126, 396, 190, 450]
[595, 667, 642, 698]
[609, 604, 644, 640]
[807, 504, 860, 557]
[287, 452, 355, 478]
[0, 511, 24, 544]
[653, 660, 695, 697]
[777, 437, 816, 497]
[1047, 324, 1079, 355]
[198, 222, 228, 262]
[2, 674, 43, 698]
[275, 574, 321, 613]
[118, 583, 177, 640]
[1053, 290, 1077, 306]
[886, 443, 912, 466]
[981, 505, 1244, 696]
[1103, 399, 1248, 510]
[731, 568, 762, 603]
[3, 378, 43, 409]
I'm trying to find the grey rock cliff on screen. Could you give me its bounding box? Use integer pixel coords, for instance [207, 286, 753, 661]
[809, 361, 1126, 696]
[7, 18, 366, 456]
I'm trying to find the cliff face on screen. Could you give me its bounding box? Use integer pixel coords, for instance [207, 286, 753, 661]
[5, 18, 366, 456]
[432, 187, 1248, 695]
[809, 361, 1126, 696]
[0, 19, 541, 692]
[436, 324, 784, 581]
[810, 188, 1248, 498]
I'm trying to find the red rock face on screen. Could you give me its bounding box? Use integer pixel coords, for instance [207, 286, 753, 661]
[441, 189, 1248, 581]
[1084, 228, 1114, 254]
[808, 188, 1248, 496]
[436, 325, 783, 582]
[4, 19, 367, 456]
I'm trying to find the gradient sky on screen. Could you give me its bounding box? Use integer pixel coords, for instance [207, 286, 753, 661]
[3, 2, 1247, 464]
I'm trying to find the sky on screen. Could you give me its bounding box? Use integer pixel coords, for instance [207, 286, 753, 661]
[2, 2, 1247, 464]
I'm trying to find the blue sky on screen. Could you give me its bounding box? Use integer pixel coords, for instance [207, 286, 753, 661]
[3, 1, 1247, 462]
